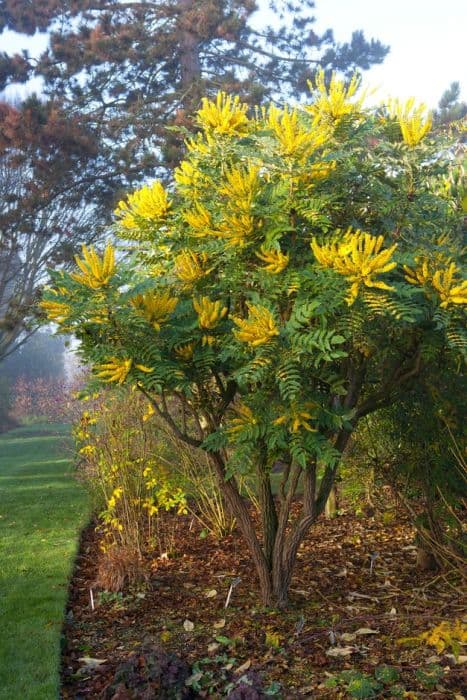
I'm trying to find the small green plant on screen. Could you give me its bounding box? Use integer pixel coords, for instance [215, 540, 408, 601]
[374, 665, 400, 684]
[415, 664, 444, 690]
[97, 590, 124, 609]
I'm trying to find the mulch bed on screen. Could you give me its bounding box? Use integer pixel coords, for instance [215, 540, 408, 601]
[60, 510, 466, 698]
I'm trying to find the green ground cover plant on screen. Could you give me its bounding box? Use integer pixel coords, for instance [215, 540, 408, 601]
[0, 424, 90, 700]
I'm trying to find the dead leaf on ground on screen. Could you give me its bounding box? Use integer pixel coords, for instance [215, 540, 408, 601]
[78, 657, 107, 669]
[326, 646, 355, 658]
[355, 627, 380, 635]
[183, 619, 194, 631]
[213, 618, 226, 629]
[205, 589, 218, 598]
[235, 659, 252, 674]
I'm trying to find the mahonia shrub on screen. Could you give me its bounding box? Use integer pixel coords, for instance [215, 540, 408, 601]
[43, 72, 466, 607]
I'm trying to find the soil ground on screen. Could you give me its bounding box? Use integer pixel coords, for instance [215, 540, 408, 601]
[60, 509, 466, 699]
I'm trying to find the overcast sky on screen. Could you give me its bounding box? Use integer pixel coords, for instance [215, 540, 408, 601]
[1, 0, 465, 108]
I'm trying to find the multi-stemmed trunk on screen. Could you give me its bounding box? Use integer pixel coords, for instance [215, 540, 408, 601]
[208, 428, 352, 608]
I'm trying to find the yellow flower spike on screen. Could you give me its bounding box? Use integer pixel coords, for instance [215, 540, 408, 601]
[174, 160, 202, 194]
[432, 263, 467, 308]
[266, 104, 329, 159]
[71, 243, 116, 289]
[403, 259, 432, 286]
[174, 342, 195, 361]
[306, 69, 364, 124]
[219, 165, 261, 213]
[196, 91, 250, 136]
[95, 357, 132, 384]
[232, 304, 279, 347]
[174, 250, 209, 284]
[193, 296, 228, 329]
[255, 245, 289, 274]
[114, 181, 171, 229]
[131, 290, 178, 330]
[228, 403, 257, 436]
[135, 363, 154, 373]
[273, 403, 318, 433]
[389, 97, 432, 147]
[143, 402, 155, 422]
[184, 202, 215, 237]
[217, 211, 255, 246]
[40, 297, 71, 323]
[312, 229, 397, 305]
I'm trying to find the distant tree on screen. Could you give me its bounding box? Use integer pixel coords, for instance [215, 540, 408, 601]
[0, 0, 389, 180]
[0, 97, 100, 362]
[0, 330, 65, 384]
[434, 82, 467, 125]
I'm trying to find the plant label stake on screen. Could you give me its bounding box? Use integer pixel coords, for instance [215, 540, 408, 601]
[90, 588, 95, 611]
[225, 577, 241, 608]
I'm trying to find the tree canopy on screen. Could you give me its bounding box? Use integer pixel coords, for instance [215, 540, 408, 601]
[0, 0, 389, 179]
[43, 73, 466, 605]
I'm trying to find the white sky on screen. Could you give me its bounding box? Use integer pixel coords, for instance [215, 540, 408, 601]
[1, 0, 465, 108]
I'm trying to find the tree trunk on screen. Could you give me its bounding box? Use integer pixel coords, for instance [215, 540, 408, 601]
[325, 485, 338, 518]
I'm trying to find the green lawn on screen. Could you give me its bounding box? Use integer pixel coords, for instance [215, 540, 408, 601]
[0, 424, 90, 700]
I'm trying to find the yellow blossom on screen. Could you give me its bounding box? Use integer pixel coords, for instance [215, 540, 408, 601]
[174, 160, 202, 195]
[174, 342, 195, 361]
[432, 263, 467, 308]
[71, 243, 116, 290]
[143, 402, 155, 422]
[217, 211, 255, 246]
[184, 203, 215, 237]
[114, 181, 171, 229]
[403, 259, 432, 286]
[219, 165, 261, 213]
[306, 69, 364, 124]
[228, 403, 257, 436]
[193, 296, 228, 329]
[196, 91, 250, 136]
[95, 357, 132, 384]
[266, 104, 328, 159]
[174, 250, 209, 284]
[40, 295, 70, 323]
[311, 229, 397, 304]
[131, 290, 178, 330]
[255, 245, 289, 273]
[274, 402, 318, 433]
[233, 304, 279, 347]
[389, 97, 432, 147]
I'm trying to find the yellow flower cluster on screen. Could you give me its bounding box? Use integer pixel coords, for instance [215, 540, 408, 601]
[40, 292, 70, 323]
[404, 260, 467, 308]
[233, 304, 279, 347]
[418, 620, 467, 655]
[174, 250, 209, 284]
[228, 403, 257, 436]
[432, 263, 467, 308]
[196, 91, 250, 136]
[311, 230, 397, 304]
[274, 403, 318, 433]
[306, 70, 363, 124]
[174, 342, 195, 361]
[184, 202, 215, 237]
[114, 181, 171, 230]
[389, 97, 432, 147]
[131, 290, 178, 330]
[95, 357, 133, 384]
[193, 296, 228, 329]
[216, 165, 260, 246]
[266, 105, 328, 160]
[255, 245, 289, 273]
[71, 243, 116, 290]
